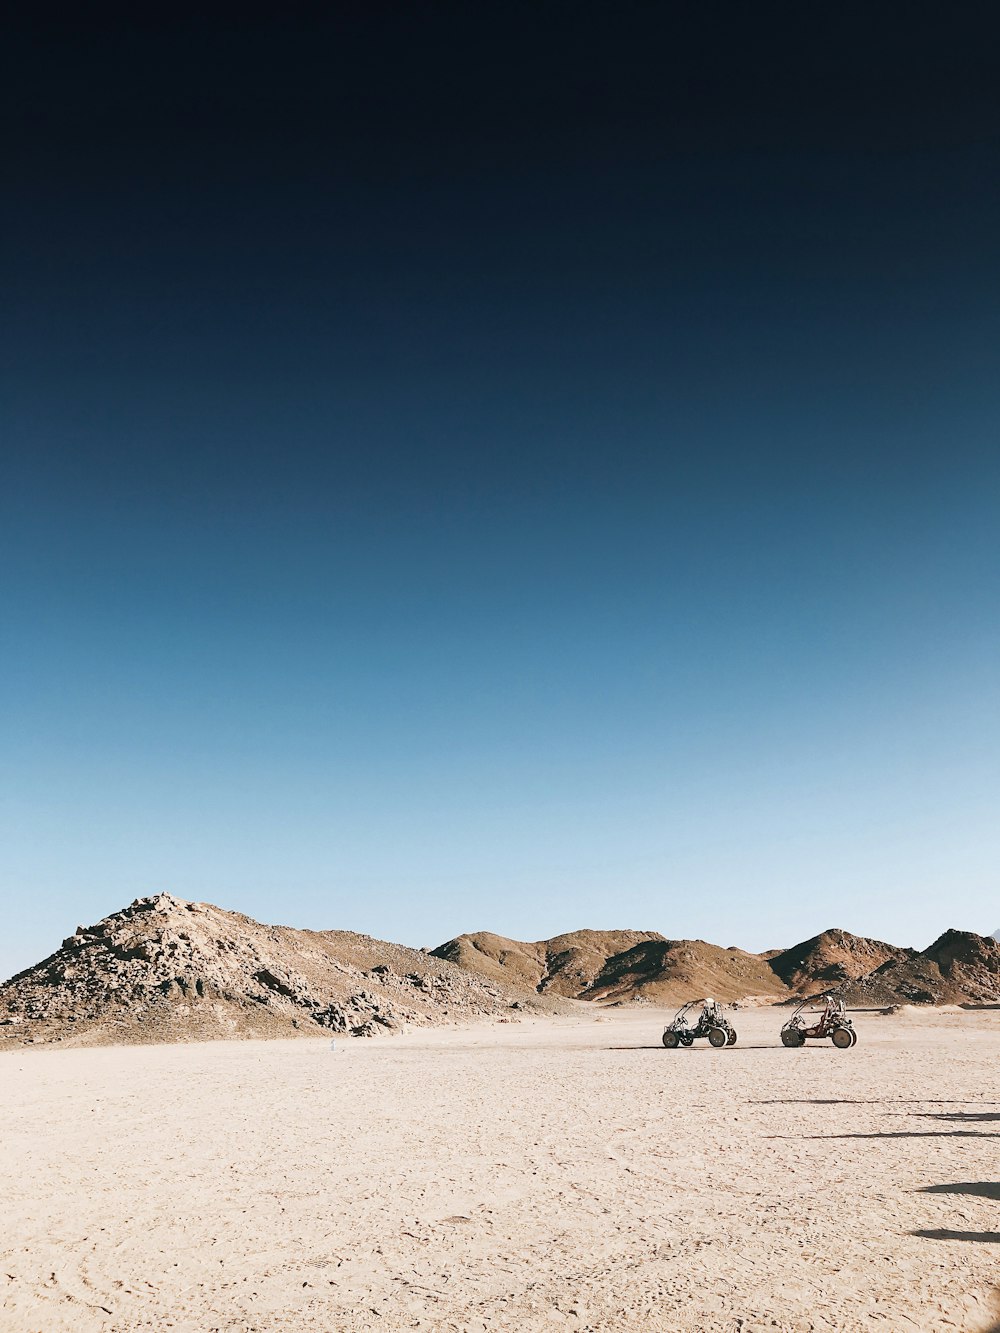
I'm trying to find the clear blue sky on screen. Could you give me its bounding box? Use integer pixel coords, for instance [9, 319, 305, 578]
[2, 7, 999, 979]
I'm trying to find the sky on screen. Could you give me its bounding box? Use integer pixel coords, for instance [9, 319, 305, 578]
[2, 5, 999, 979]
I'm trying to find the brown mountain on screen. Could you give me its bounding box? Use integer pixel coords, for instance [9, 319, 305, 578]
[767, 929, 913, 997]
[845, 929, 1000, 1005]
[431, 929, 664, 997]
[433, 930, 786, 1003]
[582, 938, 787, 1003]
[0, 894, 570, 1048]
[435, 924, 1000, 1007]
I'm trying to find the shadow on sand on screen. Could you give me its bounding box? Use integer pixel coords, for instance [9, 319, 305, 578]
[920, 1182, 1000, 1201]
[912, 1228, 1000, 1244]
[760, 1090, 1000, 1317]
[609, 1044, 776, 1051]
[608, 1039, 778, 1050]
[914, 1182, 1000, 1248]
[753, 1098, 1000, 1107]
[915, 1111, 1000, 1123]
[770, 1129, 1000, 1140]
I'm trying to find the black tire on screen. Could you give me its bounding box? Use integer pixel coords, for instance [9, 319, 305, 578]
[662, 1030, 679, 1048]
[831, 1027, 853, 1049]
[781, 1027, 805, 1047]
[708, 1027, 727, 1048]
[849, 1028, 858, 1047]
[726, 1029, 737, 1045]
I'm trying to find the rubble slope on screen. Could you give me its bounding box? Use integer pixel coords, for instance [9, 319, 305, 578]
[0, 895, 571, 1048]
[845, 929, 1000, 1005]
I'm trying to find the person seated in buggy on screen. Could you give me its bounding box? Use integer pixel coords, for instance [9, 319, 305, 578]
[662, 997, 738, 1048]
[780, 993, 857, 1047]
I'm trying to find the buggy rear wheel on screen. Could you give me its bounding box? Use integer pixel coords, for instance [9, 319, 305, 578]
[708, 1027, 727, 1048]
[726, 1028, 737, 1045]
[781, 1027, 805, 1047]
[662, 1030, 679, 1048]
[849, 1028, 858, 1046]
[831, 1027, 853, 1049]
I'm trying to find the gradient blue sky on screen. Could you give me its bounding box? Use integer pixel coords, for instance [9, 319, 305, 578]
[2, 6, 999, 979]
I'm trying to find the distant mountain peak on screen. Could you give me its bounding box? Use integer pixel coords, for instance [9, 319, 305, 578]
[766, 929, 910, 996]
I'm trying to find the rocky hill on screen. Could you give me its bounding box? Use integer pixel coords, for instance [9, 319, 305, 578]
[767, 929, 913, 997]
[0, 895, 571, 1049]
[433, 930, 786, 1003]
[431, 929, 664, 997]
[844, 929, 1000, 1005]
[582, 938, 787, 1003]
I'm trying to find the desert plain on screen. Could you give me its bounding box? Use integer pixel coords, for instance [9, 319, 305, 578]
[2, 1005, 998, 1333]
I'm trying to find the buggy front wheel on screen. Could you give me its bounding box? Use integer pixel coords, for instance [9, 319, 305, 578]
[781, 1027, 805, 1047]
[662, 1030, 680, 1048]
[726, 1029, 737, 1045]
[708, 1027, 728, 1048]
[831, 1027, 853, 1049]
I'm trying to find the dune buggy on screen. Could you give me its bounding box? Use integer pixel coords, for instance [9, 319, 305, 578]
[662, 998, 737, 1049]
[780, 994, 857, 1048]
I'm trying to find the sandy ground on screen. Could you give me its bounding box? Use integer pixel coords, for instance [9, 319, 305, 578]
[1, 1007, 999, 1333]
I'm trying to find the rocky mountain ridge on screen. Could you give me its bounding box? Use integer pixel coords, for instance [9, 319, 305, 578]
[3, 899, 998, 1049]
[437, 925, 1000, 1008]
[432, 931, 788, 1004]
[430, 929, 665, 998]
[841, 929, 1000, 1006]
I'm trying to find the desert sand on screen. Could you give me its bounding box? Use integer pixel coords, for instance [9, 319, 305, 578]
[2, 1006, 998, 1332]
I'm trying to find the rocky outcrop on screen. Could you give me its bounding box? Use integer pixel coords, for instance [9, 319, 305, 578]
[767, 929, 913, 997]
[844, 929, 1000, 1005]
[0, 895, 571, 1048]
